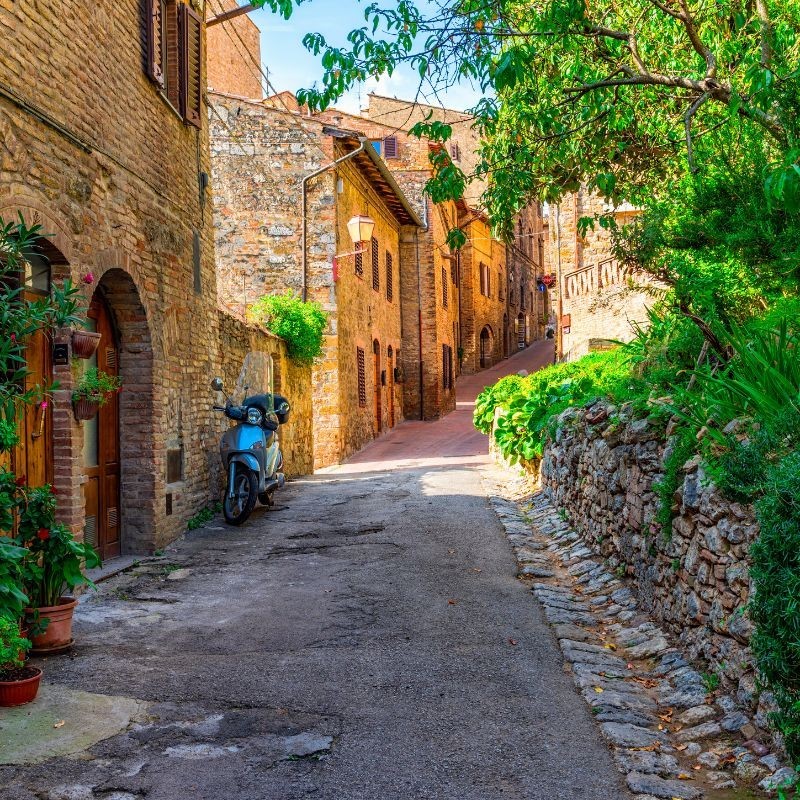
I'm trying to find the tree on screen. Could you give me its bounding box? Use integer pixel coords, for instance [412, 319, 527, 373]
[256, 0, 800, 234]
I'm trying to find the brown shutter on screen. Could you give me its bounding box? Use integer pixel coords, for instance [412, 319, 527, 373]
[355, 249, 364, 277]
[383, 136, 398, 159]
[179, 2, 203, 128]
[442, 267, 448, 308]
[357, 348, 367, 407]
[371, 237, 379, 291]
[386, 252, 393, 301]
[146, 0, 166, 88]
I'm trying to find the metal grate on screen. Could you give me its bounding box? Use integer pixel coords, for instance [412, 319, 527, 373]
[107, 507, 119, 529]
[105, 347, 117, 369]
[84, 515, 97, 548]
[442, 267, 448, 308]
[386, 252, 393, 302]
[371, 237, 379, 291]
[355, 249, 363, 277]
[357, 347, 366, 407]
[383, 136, 398, 159]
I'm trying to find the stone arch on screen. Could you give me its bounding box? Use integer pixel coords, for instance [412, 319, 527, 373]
[94, 267, 157, 554]
[0, 196, 73, 265]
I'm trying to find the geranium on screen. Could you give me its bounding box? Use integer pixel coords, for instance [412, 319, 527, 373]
[36, 528, 50, 541]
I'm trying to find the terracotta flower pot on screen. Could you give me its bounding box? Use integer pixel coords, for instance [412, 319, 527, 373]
[0, 667, 42, 707]
[71, 329, 102, 359]
[29, 597, 76, 653]
[73, 397, 100, 421]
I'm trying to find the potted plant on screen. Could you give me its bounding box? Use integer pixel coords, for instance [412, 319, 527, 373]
[72, 367, 121, 420]
[48, 278, 99, 359]
[17, 485, 100, 654]
[0, 615, 39, 707]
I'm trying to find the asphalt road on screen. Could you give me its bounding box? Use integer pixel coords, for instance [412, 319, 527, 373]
[0, 341, 631, 800]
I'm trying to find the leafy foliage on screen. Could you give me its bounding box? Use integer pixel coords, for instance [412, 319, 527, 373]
[251, 290, 328, 364]
[0, 615, 29, 675]
[72, 368, 122, 406]
[476, 349, 639, 464]
[255, 0, 800, 234]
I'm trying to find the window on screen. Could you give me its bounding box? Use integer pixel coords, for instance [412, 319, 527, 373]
[357, 348, 366, 407]
[146, 0, 203, 128]
[355, 248, 364, 277]
[386, 252, 393, 301]
[370, 140, 383, 156]
[479, 262, 490, 297]
[383, 136, 399, 159]
[442, 345, 453, 390]
[498, 271, 504, 302]
[442, 267, 448, 308]
[371, 237, 379, 291]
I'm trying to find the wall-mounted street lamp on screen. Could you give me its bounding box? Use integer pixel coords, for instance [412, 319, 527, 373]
[346, 215, 375, 253]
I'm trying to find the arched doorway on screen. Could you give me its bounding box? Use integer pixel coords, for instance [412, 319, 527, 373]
[373, 339, 382, 436]
[82, 292, 121, 560]
[89, 268, 155, 555]
[503, 313, 509, 358]
[479, 326, 493, 369]
[387, 345, 395, 428]
[10, 236, 64, 488]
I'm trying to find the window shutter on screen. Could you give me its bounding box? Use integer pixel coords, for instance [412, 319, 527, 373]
[355, 249, 363, 276]
[442, 267, 448, 308]
[383, 136, 399, 159]
[371, 237, 379, 291]
[179, 2, 203, 128]
[146, 0, 166, 88]
[357, 348, 367, 407]
[386, 252, 393, 301]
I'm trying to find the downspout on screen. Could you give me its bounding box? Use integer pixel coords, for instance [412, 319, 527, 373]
[415, 226, 424, 421]
[301, 137, 367, 301]
[555, 203, 564, 364]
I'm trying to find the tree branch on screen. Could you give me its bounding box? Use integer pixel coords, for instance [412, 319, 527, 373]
[676, 0, 717, 79]
[755, 0, 773, 69]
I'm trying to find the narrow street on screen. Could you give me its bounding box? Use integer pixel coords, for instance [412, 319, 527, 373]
[0, 340, 630, 800]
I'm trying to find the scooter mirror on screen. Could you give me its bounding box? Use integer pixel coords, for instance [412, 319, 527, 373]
[211, 377, 224, 392]
[278, 401, 290, 414]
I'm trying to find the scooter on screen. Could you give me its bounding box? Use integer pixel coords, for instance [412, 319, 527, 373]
[211, 377, 291, 525]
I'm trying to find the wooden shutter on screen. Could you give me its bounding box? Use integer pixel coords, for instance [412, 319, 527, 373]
[146, 0, 166, 88]
[442, 267, 448, 308]
[179, 2, 203, 128]
[383, 136, 398, 159]
[357, 348, 367, 407]
[386, 252, 393, 301]
[371, 237, 379, 291]
[355, 249, 364, 276]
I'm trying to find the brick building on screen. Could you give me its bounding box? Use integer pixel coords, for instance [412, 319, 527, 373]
[208, 93, 422, 467]
[0, 0, 311, 555]
[548, 190, 647, 360]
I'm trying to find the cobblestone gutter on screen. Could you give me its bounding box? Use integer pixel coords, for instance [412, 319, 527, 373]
[484, 464, 798, 798]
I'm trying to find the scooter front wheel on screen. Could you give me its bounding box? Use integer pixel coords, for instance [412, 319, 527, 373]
[223, 465, 258, 525]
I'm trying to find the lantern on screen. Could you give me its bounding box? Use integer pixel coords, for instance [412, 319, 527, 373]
[347, 215, 375, 250]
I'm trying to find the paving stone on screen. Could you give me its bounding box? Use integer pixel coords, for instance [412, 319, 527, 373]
[625, 772, 702, 799]
[584, 688, 655, 712]
[518, 564, 556, 578]
[552, 623, 595, 643]
[626, 636, 670, 659]
[696, 751, 720, 768]
[659, 688, 708, 709]
[759, 754, 781, 772]
[614, 750, 680, 776]
[600, 723, 666, 748]
[759, 768, 799, 792]
[595, 707, 658, 727]
[675, 721, 722, 742]
[720, 711, 750, 732]
[677, 705, 716, 726]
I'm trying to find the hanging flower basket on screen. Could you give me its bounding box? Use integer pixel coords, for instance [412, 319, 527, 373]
[71, 329, 102, 359]
[72, 397, 100, 421]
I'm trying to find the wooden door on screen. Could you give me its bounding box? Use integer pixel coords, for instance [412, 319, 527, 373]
[83, 293, 121, 559]
[387, 346, 395, 428]
[372, 339, 382, 436]
[9, 291, 53, 488]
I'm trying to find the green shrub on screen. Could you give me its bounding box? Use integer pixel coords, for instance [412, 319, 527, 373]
[251, 290, 328, 364]
[475, 349, 640, 464]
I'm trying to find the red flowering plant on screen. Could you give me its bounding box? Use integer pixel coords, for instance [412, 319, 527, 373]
[15, 485, 99, 611]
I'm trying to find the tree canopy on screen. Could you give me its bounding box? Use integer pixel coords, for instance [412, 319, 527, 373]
[256, 0, 800, 233]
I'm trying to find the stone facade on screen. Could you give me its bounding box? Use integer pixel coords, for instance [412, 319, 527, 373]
[205, 0, 263, 100]
[549, 190, 651, 361]
[0, 0, 311, 553]
[540, 402, 765, 721]
[208, 94, 420, 467]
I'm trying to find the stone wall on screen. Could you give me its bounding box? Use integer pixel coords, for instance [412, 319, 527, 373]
[539, 402, 764, 718]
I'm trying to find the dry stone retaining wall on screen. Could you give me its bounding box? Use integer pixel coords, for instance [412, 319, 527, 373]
[538, 402, 766, 721]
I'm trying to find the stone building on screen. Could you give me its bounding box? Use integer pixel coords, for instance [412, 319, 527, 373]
[208, 93, 422, 467]
[548, 190, 646, 360]
[0, 0, 311, 556]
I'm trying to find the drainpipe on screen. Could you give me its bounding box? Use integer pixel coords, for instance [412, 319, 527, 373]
[301, 137, 367, 301]
[555, 203, 564, 364]
[415, 226, 424, 421]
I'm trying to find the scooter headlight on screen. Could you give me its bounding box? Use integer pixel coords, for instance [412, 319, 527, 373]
[246, 407, 263, 425]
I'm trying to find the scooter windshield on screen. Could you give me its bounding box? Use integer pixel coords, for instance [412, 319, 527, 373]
[231, 351, 275, 413]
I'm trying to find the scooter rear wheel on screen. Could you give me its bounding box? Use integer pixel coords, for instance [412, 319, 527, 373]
[223, 466, 258, 525]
